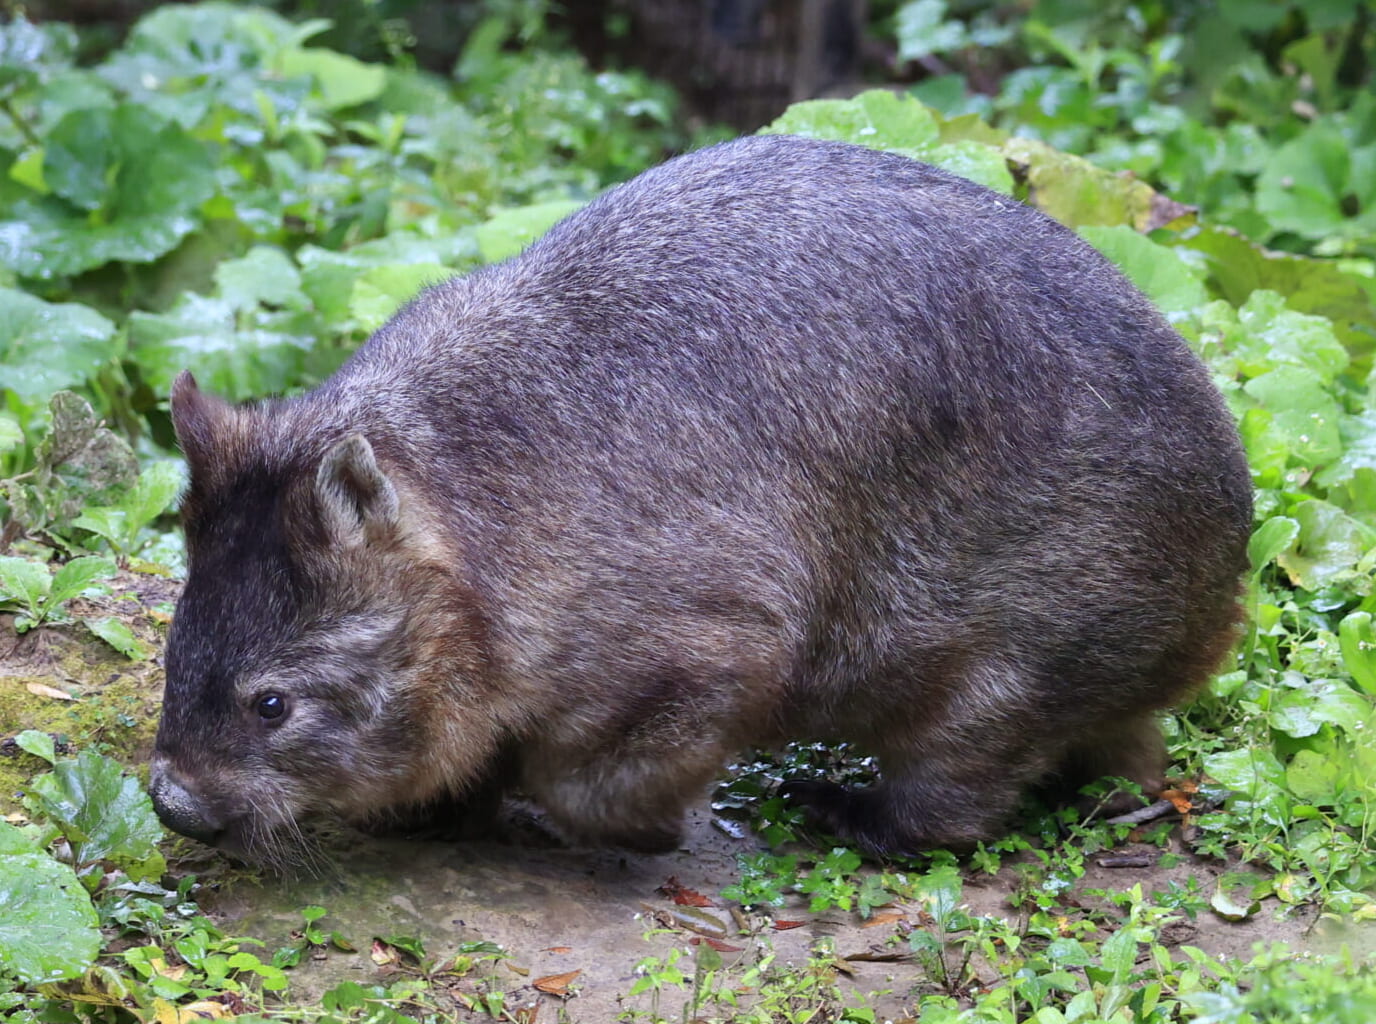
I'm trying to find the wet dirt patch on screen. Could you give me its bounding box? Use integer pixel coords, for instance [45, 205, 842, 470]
[189, 804, 1321, 1023]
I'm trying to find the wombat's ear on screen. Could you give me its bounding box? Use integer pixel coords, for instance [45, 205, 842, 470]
[170, 371, 229, 468]
[315, 434, 400, 545]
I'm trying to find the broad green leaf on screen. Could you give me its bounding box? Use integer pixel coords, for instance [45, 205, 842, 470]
[0, 555, 50, 616]
[1079, 225, 1207, 313]
[15, 729, 55, 764]
[928, 139, 1013, 195]
[475, 201, 584, 264]
[895, 0, 967, 60]
[28, 748, 165, 880]
[1248, 516, 1299, 574]
[0, 105, 216, 279]
[1099, 925, 1138, 982]
[119, 461, 184, 535]
[84, 616, 149, 661]
[1276, 500, 1376, 591]
[129, 293, 315, 402]
[1339, 611, 1376, 696]
[0, 288, 117, 405]
[0, 822, 100, 984]
[763, 89, 941, 153]
[70, 506, 128, 549]
[350, 263, 455, 332]
[48, 555, 116, 607]
[214, 246, 304, 312]
[1204, 747, 1285, 797]
[1176, 228, 1376, 349]
[1286, 749, 1340, 804]
[277, 47, 386, 110]
[1242, 367, 1343, 467]
[1257, 121, 1376, 241]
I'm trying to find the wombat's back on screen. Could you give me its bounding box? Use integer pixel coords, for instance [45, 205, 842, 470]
[155, 135, 1251, 856]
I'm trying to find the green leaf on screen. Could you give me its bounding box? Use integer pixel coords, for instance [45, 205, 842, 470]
[1176, 229, 1376, 349]
[1276, 500, 1376, 591]
[1257, 121, 1376, 241]
[895, 0, 967, 61]
[1210, 872, 1262, 921]
[1248, 517, 1300, 574]
[276, 47, 386, 109]
[128, 293, 315, 403]
[1242, 367, 1344, 467]
[350, 263, 455, 332]
[28, 748, 166, 879]
[0, 289, 117, 406]
[0, 822, 101, 984]
[48, 555, 116, 607]
[474, 201, 585, 264]
[1339, 612, 1376, 696]
[1099, 925, 1138, 982]
[15, 729, 55, 764]
[1204, 748, 1286, 797]
[1002, 137, 1192, 231]
[84, 616, 149, 661]
[0, 556, 50, 617]
[1286, 749, 1341, 804]
[0, 105, 217, 279]
[928, 139, 1014, 195]
[213, 246, 305, 312]
[763, 90, 940, 154]
[1079, 225, 1207, 313]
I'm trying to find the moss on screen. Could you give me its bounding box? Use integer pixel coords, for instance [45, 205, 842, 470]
[1, 570, 171, 811]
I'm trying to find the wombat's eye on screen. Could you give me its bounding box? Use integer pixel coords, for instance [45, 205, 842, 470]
[256, 693, 287, 721]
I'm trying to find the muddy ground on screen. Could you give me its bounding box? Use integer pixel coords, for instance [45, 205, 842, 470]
[0, 571, 1345, 1022]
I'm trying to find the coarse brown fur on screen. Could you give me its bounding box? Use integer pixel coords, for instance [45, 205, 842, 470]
[149, 135, 1252, 862]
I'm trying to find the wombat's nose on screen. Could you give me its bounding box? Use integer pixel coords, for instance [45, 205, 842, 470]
[149, 762, 224, 845]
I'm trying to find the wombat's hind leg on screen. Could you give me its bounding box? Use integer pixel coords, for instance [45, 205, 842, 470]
[780, 757, 1034, 855]
[1053, 711, 1168, 819]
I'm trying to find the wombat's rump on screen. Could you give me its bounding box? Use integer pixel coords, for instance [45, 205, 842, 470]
[150, 135, 1251, 859]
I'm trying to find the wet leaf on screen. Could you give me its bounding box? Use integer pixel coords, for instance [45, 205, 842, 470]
[27, 747, 165, 879]
[0, 289, 116, 406]
[0, 821, 101, 983]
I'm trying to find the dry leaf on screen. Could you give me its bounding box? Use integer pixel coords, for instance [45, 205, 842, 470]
[533, 970, 581, 996]
[843, 950, 910, 963]
[514, 1004, 541, 1024]
[180, 1000, 229, 1020]
[860, 910, 905, 929]
[1161, 789, 1194, 814]
[658, 876, 715, 907]
[540, 946, 572, 954]
[506, 963, 530, 977]
[26, 682, 76, 701]
[772, 920, 805, 931]
[370, 940, 398, 966]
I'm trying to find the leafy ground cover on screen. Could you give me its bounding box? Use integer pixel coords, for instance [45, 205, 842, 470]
[3, 1, 1376, 1021]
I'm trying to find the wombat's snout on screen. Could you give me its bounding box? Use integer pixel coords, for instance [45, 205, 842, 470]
[149, 758, 224, 846]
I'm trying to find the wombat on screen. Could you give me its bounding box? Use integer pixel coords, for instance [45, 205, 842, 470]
[149, 134, 1251, 862]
